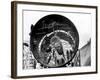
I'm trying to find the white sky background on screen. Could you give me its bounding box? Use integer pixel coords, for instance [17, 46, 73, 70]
[23, 10, 91, 49]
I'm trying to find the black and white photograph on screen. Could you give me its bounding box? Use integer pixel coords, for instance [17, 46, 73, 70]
[11, 1, 97, 78]
[23, 14, 80, 69]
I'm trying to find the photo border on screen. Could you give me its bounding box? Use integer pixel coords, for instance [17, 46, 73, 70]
[11, 1, 98, 78]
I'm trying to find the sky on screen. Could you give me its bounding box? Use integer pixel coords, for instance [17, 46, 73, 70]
[23, 10, 91, 49]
